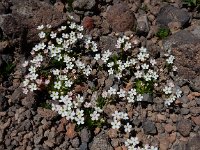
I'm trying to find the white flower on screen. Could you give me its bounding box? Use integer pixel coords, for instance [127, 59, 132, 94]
[37, 25, 44, 30]
[102, 91, 108, 98]
[38, 31, 45, 38]
[136, 94, 143, 101]
[108, 68, 114, 75]
[124, 42, 131, 51]
[90, 111, 100, 121]
[54, 81, 62, 90]
[124, 123, 132, 133]
[22, 61, 29, 67]
[108, 87, 117, 95]
[28, 83, 37, 91]
[111, 119, 121, 130]
[94, 54, 101, 60]
[134, 70, 142, 78]
[128, 89, 137, 96]
[50, 91, 59, 100]
[139, 46, 147, 53]
[50, 32, 57, 39]
[52, 69, 60, 75]
[141, 63, 149, 70]
[75, 116, 84, 125]
[23, 79, 30, 87]
[65, 80, 73, 87]
[117, 89, 126, 98]
[107, 62, 114, 68]
[29, 66, 36, 74]
[137, 52, 146, 61]
[163, 86, 172, 94]
[127, 96, 135, 103]
[166, 55, 175, 64]
[112, 111, 121, 120]
[176, 89, 182, 98]
[150, 59, 157, 66]
[76, 109, 84, 118]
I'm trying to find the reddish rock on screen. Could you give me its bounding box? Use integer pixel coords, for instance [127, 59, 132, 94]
[82, 16, 94, 30]
[107, 128, 118, 138]
[191, 116, 200, 126]
[157, 114, 166, 122]
[168, 132, 176, 143]
[66, 123, 77, 139]
[177, 119, 192, 137]
[37, 107, 58, 120]
[159, 137, 170, 150]
[106, 3, 136, 32]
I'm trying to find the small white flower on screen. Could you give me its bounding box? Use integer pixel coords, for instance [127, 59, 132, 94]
[128, 89, 137, 96]
[37, 25, 44, 30]
[136, 94, 143, 101]
[54, 81, 62, 90]
[111, 119, 121, 130]
[38, 31, 45, 38]
[29, 66, 36, 74]
[166, 55, 175, 64]
[141, 63, 149, 70]
[22, 61, 29, 67]
[139, 46, 147, 53]
[176, 89, 182, 98]
[28, 83, 37, 92]
[117, 89, 126, 98]
[134, 70, 142, 78]
[163, 86, 172, 94]
[102, 91, 108, 98]
[108, 87, 117, 95]
[90, 111, 100, 121]
[124, 123, 132, 133]
[52, 69, 60, 75]
[50, 91, 59, 100]
[94, 54, 101, 60]
[150, 59, 157, 66]
[108, 68, 114, 75]
[50, 32, 57, 39]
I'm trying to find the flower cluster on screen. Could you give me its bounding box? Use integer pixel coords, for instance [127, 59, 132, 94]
[125, 137, 158, 150]
[22, 18, 182, 150]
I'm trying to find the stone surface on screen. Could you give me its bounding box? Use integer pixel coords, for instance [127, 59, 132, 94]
[186, 136, 200, 150]
[72, 0, 96, 10]
[156, 5, 190, 27]
[142, 120, 157, 135]
[106, 3, 136, 32]
[90, 133, 113, 150]
[136, 14, 150, 36]
[177, 119, 192, 137]
[0, 93, 8, 111]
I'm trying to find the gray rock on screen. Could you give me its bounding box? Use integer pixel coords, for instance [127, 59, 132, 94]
[142, 93, 153, 103]
[180, 108, 190, 115]
[80, 128, 91, 143]
[142, 120, 157, 135]
[72, 0, 96, 10]
[21, 92, 36, 108]
[136, 15, 150, 36]
[99, 36, 117, 52]
[0, 129, 4, 142]
[189, 75, 200, 92]
[177, 119, 192, 137]
[90, 133, 113, 150]
[156, 5, 190, 27]
[79, 143, 88, 150]
[71, 137, 80, 148]
[59, 140, 70, 149]
[106, 3, 136, 32]
[190, 107, 200, 114]
[186, 136, 200, 150]
[34, 134, 43, 145]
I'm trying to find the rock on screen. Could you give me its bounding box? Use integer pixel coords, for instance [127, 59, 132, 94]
[142, 120, 157, 135]
[180, 108, 190, 115]
[0, 129, 4, 142]
[72, 0, 96, 10]
[0, 118, 11, 130]
[190, 107, 200, 115]
[142, 93, 153, 103]
[168, 21, 182, 34]
[156, 5, 190, 27]
[186, 136, 200, 150]
[159, 137, 169, 150]
[90, 133, 113, 150]
[162, 30, 200, 82]
[0, 0, 67, 43]
[71, 137, 80, 148]
[66, 123, 77, 139]
[107, 129, 118, 138]
[0, 41, 9, 53]
[9, 87, 24, 103]
[177, 119, 192, 137]
[44, 140, 55, 147]
[106, 3, 136, 32]
[0, 93, 8, 111]
[82, 16, 94, 30]
[80, 128, 91, 143]
[34, 134, 43, 145]
[164, 124, 175, 133]
[191, 116, 200, 126]
[99, 36, 117, 52]
[21, 92, 36, 108]
[80, 142, 88, 150]
[189, 76, 200, 92]
[136, 15, 150, 36]
[37, 107, 58, 120]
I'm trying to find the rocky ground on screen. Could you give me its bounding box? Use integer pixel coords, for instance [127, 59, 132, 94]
[0, 0, 200, 150]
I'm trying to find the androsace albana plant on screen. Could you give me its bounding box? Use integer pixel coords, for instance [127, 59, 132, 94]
[21, 17, 182, 150]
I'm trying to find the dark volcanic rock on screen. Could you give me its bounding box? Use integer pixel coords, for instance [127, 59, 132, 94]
[106, 3, 136, 32]
[0, 93, 8, 111]
[157, 5, 190, 27]
[142, 119, 157, 135]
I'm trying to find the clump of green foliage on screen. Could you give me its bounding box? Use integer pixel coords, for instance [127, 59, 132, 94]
[156, 27, 170, 39]
[182, 0, 200, 7]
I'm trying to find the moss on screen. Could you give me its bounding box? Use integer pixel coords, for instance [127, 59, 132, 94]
[156, 27, 170, 39]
